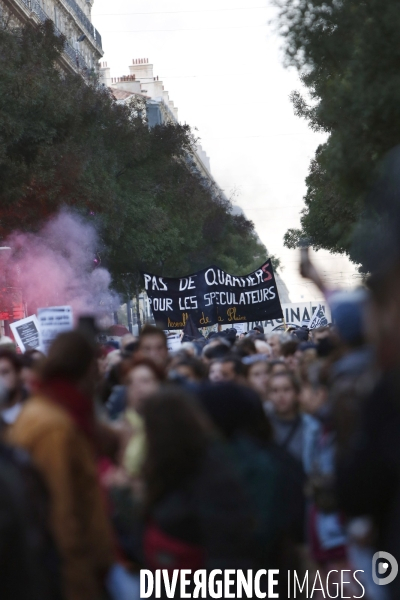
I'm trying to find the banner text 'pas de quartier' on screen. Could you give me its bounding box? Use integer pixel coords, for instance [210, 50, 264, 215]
[141, 261, 284, 330]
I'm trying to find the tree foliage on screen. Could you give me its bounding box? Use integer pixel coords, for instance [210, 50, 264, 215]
[276, 0, 400, 264]
[0, 21, 270, 295]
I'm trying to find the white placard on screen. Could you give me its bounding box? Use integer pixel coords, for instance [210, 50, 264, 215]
[10, 315, 41, 353]
[166, 332, 182, 352]
[38, 306, 73, 354]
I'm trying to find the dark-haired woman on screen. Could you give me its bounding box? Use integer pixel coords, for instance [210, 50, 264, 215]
[140, 387, 254, 573]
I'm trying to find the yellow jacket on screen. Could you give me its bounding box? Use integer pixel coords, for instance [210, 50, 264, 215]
[8, 394, 114, 600]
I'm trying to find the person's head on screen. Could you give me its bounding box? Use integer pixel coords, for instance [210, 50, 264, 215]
[243, 356, 271, 399]
[138, 325, 168, 369]
[282, 339, 300, 372]
[197, 382, 273, 443]
[172, 356, 206, 383]
[254, 340, 272, 357]
[297, 346, 319, 382]
[180, 342, 196, 357]
[232, 337, 257, 358]
[208, 356, 244, 384]
[269, 371, 301, 420]
[223, 328, 238, 346]
[298, 342, 317, 354]
[23, 349, 44, 362]
[311, 326, 331, 343]
[41, 331, 98, 396]
[330, 290, 368, 348]
[122, 357, 164, 413]
[0, 337, 16, 352]
[141, 387, 212, 509]
[299, 361, 329, 415]
[253, 325, 264, 335]
[202, 339, 231, 363]
[0, 350, 22, 403]
[208, 359, 224, 383]
[267, 333, 284, 358]
[120, 334, 140, 359]
[121, 333, 137, 351]
[269, 360, 288, 376]
[20, 350, 45, 396]
[291, 327, 309, 343]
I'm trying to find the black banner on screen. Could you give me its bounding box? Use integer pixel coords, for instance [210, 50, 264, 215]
[141, 260, 283, 330]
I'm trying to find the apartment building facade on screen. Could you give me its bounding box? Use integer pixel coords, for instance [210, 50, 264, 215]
[0, 0, 103, 73]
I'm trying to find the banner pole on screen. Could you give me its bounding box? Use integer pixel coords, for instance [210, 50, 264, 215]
[135, 284, 142, 334]
[126, 297, 133, 334]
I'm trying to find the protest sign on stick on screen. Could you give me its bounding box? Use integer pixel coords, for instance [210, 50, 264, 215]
[10, 315, 41, 352]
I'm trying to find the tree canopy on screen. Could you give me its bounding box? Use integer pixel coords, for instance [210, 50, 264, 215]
[276, 0, 400, 267]
[0, 21, 272, 295]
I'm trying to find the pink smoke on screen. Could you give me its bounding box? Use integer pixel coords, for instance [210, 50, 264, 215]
[1, 210, 119, 320]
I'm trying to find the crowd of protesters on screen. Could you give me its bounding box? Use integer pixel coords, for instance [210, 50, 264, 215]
[0, 257, 398, 600]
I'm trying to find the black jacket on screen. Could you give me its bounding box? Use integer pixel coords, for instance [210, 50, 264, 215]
[336, 372, 400, 599]
[150, 442, 254, 570]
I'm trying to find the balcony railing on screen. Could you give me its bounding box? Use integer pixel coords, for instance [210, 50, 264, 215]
[18, 0, 102, 51]
[28, 0, 90, 72]
[61, 0, 102, 50]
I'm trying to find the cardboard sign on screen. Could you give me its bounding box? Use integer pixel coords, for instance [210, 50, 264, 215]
[142, 260, 283, 330]
[38, 306, 73, 354]
[10, 315, 41, 352]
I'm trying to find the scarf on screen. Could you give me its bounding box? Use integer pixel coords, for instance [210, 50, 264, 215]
[42, 379, 96, 445]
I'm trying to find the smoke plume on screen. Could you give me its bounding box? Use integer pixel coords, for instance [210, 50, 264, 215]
[1, 210, 119, 322]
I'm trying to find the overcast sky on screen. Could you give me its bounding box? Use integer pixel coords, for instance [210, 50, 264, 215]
[92, 0, 361, 301]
